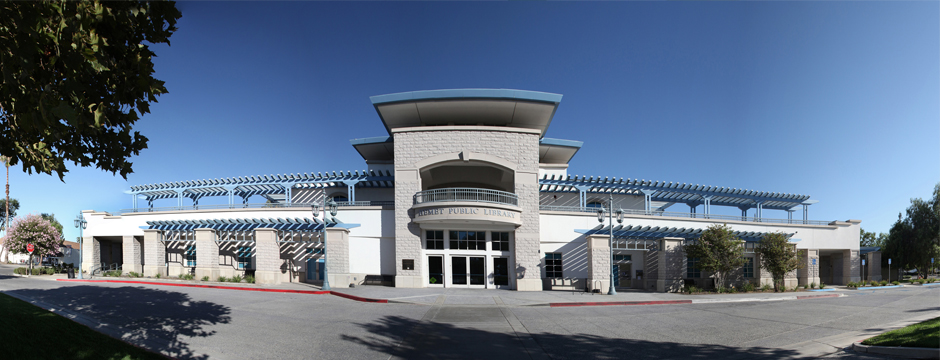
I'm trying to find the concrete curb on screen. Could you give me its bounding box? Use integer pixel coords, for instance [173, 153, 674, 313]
[549, 300, 692, 307]
[847, 285, 903, 290]
[852, 342, 940, 359]
[56, 279, 388, 303]
[545, 293, 842, 307]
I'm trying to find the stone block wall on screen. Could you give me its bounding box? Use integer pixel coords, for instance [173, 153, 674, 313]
[843, 249, 860, 284]
[81, 236, 98, 275]
[656, 238, 685, 292]
[586, 235, 610, 292]
[142, 230, 165, 277]
[122, 235, 142, 274]
[254, 228, 280, 284]
[195, 229, 219, 280]
[867, 251, 882, 281]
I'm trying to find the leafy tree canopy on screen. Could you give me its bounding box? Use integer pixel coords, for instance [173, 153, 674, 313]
[882, 183, 940, 278]
[685, 224, 746, 291]
[0, 197, 18, 229]
[756, 232, 802, 292]
[3, 213, 64, 260]
[0, 1, 181, 179]
[40, 213, 63, 237]
[859, 228, 888, 248]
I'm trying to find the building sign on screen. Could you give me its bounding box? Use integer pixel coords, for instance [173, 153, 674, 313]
[414, 205, 522, 226]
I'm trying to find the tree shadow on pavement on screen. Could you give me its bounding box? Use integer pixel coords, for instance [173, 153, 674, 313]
[343, 315, 805, 360]
[11, 285, 231, 360]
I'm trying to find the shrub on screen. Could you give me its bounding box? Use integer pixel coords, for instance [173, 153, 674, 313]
[880, 280, 888, 286]
[182, 274, 194, 280]
[927, 278, 935, 284]
[232, 275, 243, 283]
[761, 284, 772, 291]
[847, 282, 857, 288]
[810, 282, 817, 289]
[14, 267, 27, 275]
[201, 276, 209, 281]
[742, 281, 755, 292]
[155, 273, 161, 279]
[820, 283, 826, 289]
[891, 281, 900, 286]
[245, 275, 255, 284]
[31, 268, 41, 275]
[127, 271, 142, 278]
[44, 267, 54, 275]
[217, 276, 227, 282]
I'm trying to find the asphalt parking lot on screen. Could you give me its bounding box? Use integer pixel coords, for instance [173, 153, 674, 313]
[1, 265, 937, 360]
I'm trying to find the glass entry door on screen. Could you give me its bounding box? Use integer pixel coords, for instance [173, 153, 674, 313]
[428, 256, 443, 287]
[493, 257, 510, 288]
[451, 256, 485, 288]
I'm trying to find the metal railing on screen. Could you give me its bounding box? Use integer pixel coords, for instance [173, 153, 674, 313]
[414, 188, 519, 206]
[117, 201, 393, 215]
[539, 205, 831, 225]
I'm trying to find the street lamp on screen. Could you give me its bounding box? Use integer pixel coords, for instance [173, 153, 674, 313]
[73, 214, 87, 279]
[597, 194, 624, 295]
[313, 199, 339, 291]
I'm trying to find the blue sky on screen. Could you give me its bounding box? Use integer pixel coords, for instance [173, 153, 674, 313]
[11, 2, 938, 243]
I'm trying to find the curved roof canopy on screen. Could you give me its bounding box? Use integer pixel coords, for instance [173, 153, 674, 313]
[370, 89, 563, 137]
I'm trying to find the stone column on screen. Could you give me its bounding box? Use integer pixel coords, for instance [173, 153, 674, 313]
[514, 171, 542, 291]
[122, 235, 142, 274]
[194, 228, 219, 280]
[799, 249, 820, 287]
[254, 228, 280, 284]
[586, 234, 611, 293]
[325, 227, 351, 288]
[142, 230, 165, 277]
[656, 237, 684, 293]
[81, 236, 98, 275]
[393, 168, 422, 288]
[868, 251, 882, 281]
[843, 249, 860, 284]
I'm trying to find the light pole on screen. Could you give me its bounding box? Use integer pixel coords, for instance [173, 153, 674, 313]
[597, 194, 623, 295]
[74, 214, 87, 279]
[313, 199, 338, 291]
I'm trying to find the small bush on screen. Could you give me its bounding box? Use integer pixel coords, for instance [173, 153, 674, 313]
[761, 284, 772, 291]
[742, 281, 755, 292]
[201, 276, 209, 281]
[14, 267, 27, 275]
[30, 268, 41, 275]
[217, 276, 227, 282]
[155, 273, 162, 279]
[810, 282, 817, 289]
[184, 274, 195, 280]
[927, 278, 935, 284]
[847, 282, 857, 288]
[127, 271, 142, 278]
[891, 281, 900, 286]
[820, 283, 826, 289]
[104, 270, 121, 277]
[245, 275, 255, 284]
[44, 267, 54, 275]
[231, 275, 243, 283]
[880, 280, 888, 286]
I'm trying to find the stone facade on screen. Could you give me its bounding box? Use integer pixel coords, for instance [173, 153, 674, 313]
[142, 230, 165, 277]
[121, 235, 142, 274]
[254, 228, 280, 284]
[81, 236, 98, 275]
[843, 249, 860, 284]
[324, 227, 352, 288]
[586, 235, 611, 292]
[195, 229, 219, 280]
[656, 238, 685, 293]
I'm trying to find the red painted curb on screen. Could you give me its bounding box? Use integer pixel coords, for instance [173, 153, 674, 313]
[549, 300, 692, 307]
[797, 294, 840, 300]
[55, 279, 387, 303]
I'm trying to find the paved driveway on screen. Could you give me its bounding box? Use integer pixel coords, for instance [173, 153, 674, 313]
[0, 265, 936, 359]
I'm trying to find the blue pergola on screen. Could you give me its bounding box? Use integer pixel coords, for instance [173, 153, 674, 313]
[126, 170, 393, 210]
[576, 225, 794, 242]
[143, 217, 360, 231]
[540, 174, 819, 221]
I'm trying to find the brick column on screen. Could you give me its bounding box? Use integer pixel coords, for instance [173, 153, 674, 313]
[122, 235, 142, 274]
[656, 237, 684, 293]
[586, 234, 611, 292]
[142, 230, 165, 277]
[799, 249, 820, 287]
[194, 228, 219, 280]
[325, 227, 351, 288]
[254, 228, 280, 284]
[81, 236, 98, 275]
[868, 251, 882, 281]
[843, 249, 860, 284]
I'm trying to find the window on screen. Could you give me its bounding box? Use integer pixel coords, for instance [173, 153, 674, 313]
[449, 231, 485, 250]
[586, 201, 604, 209]
[613, 254, 632, 262]
[492, 232, 510, 251]
[426, 230, 444, 250]
[545, 252, 563, 278]
[185, 245, 196, 267]
[743, 257, 754, 278]
[687, 257, 701, 278]
[237, 247, 252, 269]
[306, 248, 324, 255]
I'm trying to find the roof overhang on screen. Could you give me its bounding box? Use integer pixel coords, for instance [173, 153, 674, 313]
[539, 138, 583, 164]
[370, 89, 563, 137]
[350, 136, 394, 162]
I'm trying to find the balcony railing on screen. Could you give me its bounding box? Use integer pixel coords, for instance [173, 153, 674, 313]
[117, 201, 394, 215]
[414, 188, 519, 207]
[539, 205, 831, 225]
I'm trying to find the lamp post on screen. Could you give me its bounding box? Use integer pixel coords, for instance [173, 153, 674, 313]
[597, 194, 624, 295]
[313, 199, 338, 291]
[73, 214, 87, 279]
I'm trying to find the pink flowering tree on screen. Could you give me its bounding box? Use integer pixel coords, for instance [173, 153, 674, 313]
[3, 214, 64, 265]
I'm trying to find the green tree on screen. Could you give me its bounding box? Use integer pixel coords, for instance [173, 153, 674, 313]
[882, 183, 940, 279]
[0, 198, 18, 230]
[859, 228, 888, 248]
[685, 224, 747, 292]
[756, 232, 802, 292]
[40, 213, 63, 237]
[2, 213, 64, 265]
[0, 1, 181, 179]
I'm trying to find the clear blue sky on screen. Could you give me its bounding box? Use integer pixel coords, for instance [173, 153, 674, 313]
[12, 2, 938, 243]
